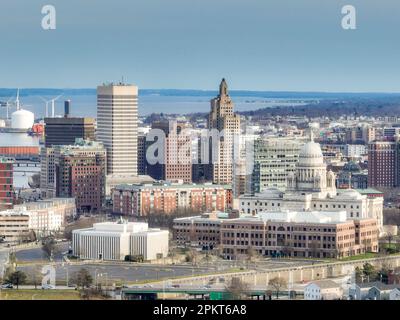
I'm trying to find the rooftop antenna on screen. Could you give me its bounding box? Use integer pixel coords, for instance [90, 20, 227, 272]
[310, 129, 314, 142]
[15, 89, 21, 110]
[5, 96, 14, 120]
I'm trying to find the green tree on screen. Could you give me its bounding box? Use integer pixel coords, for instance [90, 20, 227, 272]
[362, 263, 377, 282]
[7, 271, 27, 289]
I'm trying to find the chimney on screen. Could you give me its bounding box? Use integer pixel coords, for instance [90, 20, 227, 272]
[64, 100, 71, 118]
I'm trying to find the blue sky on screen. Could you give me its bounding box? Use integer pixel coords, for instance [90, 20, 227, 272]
[0, 0, 400, 92]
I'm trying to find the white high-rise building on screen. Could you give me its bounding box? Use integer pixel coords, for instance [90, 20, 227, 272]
[97, 83, 139, 195]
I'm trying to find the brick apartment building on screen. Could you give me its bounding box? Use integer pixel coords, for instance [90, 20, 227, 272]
[0, 158, 14, 210]
[54, 139, 106, 212]
[112, 182, 233, 216]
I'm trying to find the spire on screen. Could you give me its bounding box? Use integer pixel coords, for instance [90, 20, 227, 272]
[219, 78, 228, 97]
[310, 129, 314, 142]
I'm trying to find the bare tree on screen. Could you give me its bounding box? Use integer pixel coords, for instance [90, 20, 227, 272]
[246, 246, 260, 268]
[30, 266, 42, 289]
[309, 240, 320, 258]
[281, 239, 292, 258]
[268, 277, 287, 299]
[186, 248, 199, 266]
[385, 232, 394, 254]
[225, 277, 249, 300]
[42, 238, 59, 261]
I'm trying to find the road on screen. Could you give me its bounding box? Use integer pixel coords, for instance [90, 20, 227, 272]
[15, 243, 70, 262]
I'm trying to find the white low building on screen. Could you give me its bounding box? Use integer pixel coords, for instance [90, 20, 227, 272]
[14, 198, 76, 236]
[72, 221, 169, 261]
[304, 280, 343, 300]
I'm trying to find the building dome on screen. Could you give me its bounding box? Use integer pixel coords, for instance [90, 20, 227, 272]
[11, 109, 34, 130]
[298, 141, 324, 166]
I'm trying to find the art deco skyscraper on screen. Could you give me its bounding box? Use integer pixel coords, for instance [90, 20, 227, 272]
[97, 83, 138, 194]
[207, 78, 240, 185]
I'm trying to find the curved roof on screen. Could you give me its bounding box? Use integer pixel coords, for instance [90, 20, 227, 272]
[298, 141, 324, 165]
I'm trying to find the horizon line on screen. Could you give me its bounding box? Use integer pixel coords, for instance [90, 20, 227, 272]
[1, 87, 400, 95]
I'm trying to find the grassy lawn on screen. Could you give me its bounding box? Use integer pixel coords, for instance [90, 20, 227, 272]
[0, 289, 81, 300]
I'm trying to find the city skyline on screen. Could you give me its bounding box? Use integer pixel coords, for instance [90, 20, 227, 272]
[1, 0, 400, 92]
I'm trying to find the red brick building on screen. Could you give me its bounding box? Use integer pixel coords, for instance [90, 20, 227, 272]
[0, 158, 14, 210]
[173, 211, 379, 259]
[112, 183, 233, 216]
[368, 141, 396, 187]
[54, 140, 106, 213]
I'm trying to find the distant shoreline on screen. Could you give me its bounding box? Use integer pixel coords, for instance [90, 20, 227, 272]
[2, 88, 400, 100]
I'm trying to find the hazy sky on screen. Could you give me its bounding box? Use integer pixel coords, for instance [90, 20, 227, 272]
[0, 0, 400, 91]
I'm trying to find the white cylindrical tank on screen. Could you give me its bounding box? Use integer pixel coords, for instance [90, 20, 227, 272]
[11, 109, 35, 129]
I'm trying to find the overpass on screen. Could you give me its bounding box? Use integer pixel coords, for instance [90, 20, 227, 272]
[121, 283, 301, 300]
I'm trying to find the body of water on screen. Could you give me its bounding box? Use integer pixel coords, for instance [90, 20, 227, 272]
[0, 93, 308, 119]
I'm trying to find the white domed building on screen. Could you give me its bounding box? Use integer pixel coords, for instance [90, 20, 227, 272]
[287, 140, 336, 197]
[11, 109, 34, 130]
[239, 138, 384, 230]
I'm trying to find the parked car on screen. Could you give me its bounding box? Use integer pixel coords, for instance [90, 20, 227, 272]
[41, 284, 55, 290]
[1, 283, 13, 289]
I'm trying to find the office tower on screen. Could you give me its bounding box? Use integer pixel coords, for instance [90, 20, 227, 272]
[44, 117, 95, 147]
[232, 132, 257, 197]
[64, 100, 71, 118]
[251, 136, 307, 194]
[146, 120, 192, 183]
[0, 158, 14, 210]
[40, 147, 56, 198]
[41, 109, 96, 198]
[336, 161, 368, 189]
[54, 139, 106, 212]
[206, 78, 240, 185]
[137, 133, 147, 175]
[368, 141, 396, 187]
[97, 83, 138, 194]
[345, 126, 375, 144]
